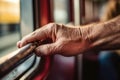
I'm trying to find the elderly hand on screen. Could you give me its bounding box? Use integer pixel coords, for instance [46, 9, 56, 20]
[17, 23, 90, 56]
[17, 16, 120, 56]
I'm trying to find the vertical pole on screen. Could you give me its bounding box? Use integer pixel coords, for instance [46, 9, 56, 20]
[74, 0, 85, 80]
[74, 0, 82, 80]
[74, 0, 80, 25]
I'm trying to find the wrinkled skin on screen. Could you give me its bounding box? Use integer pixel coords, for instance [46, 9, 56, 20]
[17, 23, 90, 56]
[17, 16, 120, 56]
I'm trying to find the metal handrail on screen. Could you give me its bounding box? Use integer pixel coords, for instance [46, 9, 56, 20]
[0, 42, 38, 78]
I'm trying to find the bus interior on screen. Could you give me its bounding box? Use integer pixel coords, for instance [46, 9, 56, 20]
[0, 0, 120, 80]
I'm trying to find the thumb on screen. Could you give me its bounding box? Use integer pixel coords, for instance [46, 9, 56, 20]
[35, 43, 59, 56]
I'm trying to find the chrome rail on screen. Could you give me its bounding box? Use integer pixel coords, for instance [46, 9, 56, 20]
[0, 42, 38, 78]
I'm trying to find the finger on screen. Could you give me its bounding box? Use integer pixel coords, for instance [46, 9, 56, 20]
[19, 33, 42, 47]
[19, 23, 57, 48]
[35, 42, 59, 56]
[20, 27, 50, 47]
[17, 41, 21, 48]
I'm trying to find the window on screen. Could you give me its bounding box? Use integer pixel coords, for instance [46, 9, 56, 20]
[53, 0, 70, 23]
[0, 0, 38, 79]
[0, 0, 20, 57]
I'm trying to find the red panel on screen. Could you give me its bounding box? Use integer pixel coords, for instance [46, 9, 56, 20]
[33, 0, 53, 80]
[33, 57, 51, 80]
[39, 0, 53, 26]
[69, 0, 74, 22]
[33, 0, 75, 80]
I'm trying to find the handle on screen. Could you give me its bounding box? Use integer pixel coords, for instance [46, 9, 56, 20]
[0, 42, 38, 77]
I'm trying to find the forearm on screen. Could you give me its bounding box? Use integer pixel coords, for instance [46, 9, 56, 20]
[82, 16, 120, 51]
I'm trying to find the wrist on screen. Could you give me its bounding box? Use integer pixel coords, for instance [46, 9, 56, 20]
[82, 16, 120, 51]
[79, 23, 104, 51]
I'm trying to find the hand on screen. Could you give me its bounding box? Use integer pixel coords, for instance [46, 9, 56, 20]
[17, 23, 90, 56]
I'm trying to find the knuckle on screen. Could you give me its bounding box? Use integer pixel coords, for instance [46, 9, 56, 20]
[20, 37, 28, 47]
[48, 23, 55, 26]
[45, 45, 51, 55]
[48, 23, 57, 30]
[31, 31, 37, 36]
[34, 48, 40, 56]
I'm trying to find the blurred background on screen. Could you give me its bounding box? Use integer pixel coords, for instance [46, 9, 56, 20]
[0, 0, 20, 57]
[0, 0, 120, 80]
[1, 0, 120, 57]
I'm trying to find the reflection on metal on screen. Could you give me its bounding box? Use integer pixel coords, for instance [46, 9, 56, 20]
[19, 57, 41, 80]
[1, 55, 36, 80]
[0, 42, 38, 78]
